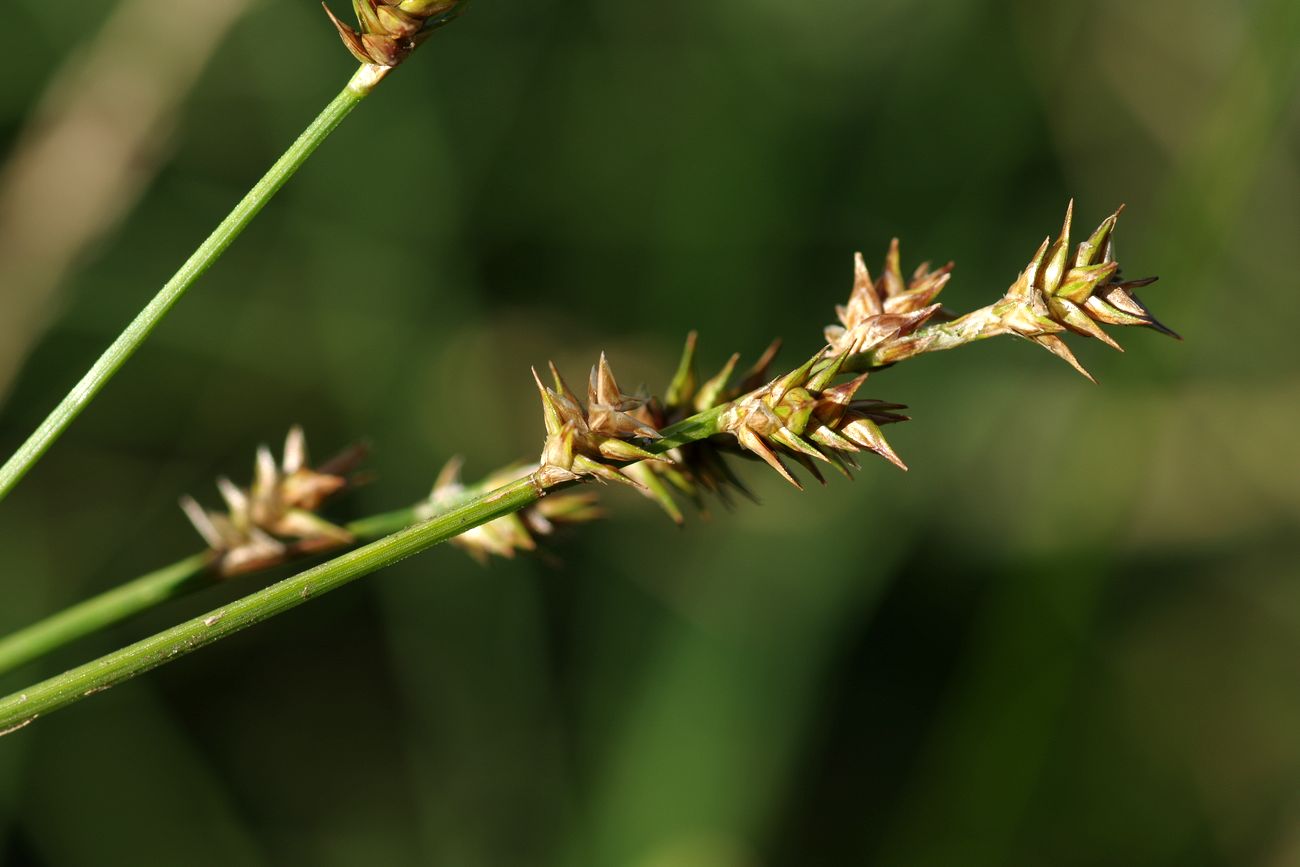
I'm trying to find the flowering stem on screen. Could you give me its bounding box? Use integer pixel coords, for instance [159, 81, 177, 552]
[0, 320, 985, 683]
[0, 405, 736, 734]
[0, 505, 418, 677]
[0, 66, 381, 505]
[0, 476, 542, 736]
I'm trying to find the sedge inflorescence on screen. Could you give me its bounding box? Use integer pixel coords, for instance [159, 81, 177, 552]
[323, 0, 468, 68]
[181, 204, 1177, 567]
[856, 201, 1179, 376]
[180, 427, 365, 576]
[519, 201, 1177, 542]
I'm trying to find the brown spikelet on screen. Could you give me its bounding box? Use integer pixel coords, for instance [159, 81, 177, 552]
[181, 427, 363, 576]
[993, 202, 1177, 378]
[323, 0, 468, 68]
[534, 355, 669, 492]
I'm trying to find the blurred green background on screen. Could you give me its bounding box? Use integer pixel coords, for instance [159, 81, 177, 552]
[2, 0, 1299, 864]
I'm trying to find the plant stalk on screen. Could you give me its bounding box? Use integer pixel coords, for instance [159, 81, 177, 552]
[0, 476, 541, 735]
[0, 408, 731, 733]
[0, 66, 382, 505]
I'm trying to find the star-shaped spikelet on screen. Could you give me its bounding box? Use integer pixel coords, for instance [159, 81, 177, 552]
[993, 201, 1179, 380]
[323, 0, 467, 68]
[824, 240, 952, 357]
[181, 427, 363, 576]
[533, 354, 671, 490]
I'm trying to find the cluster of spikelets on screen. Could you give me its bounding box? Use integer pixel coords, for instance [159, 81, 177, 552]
[526, 202, 1177, 527]
[324, 0, 467, 67]
[181, 427, 364, 576]
[845, 201, 1179, 377]
[530, 339, 912, 527]
[181, 203, 1175, 567]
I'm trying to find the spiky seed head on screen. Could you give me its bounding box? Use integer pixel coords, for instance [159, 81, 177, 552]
[716, 345, 908, 488]
[587, 353, 661, 440]
[324, 0, 469, 69]
[990, 202, 1177, 379]
[181, 428, 360, 576]
[535, 355, 670, 492]
[825, 242, 951, 357]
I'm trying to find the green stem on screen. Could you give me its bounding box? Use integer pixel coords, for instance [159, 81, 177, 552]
[656, 405, 728, 449]
[0, 504, 419, 677]
[0, 66, 381, 505]
[0, 476, 541, 735]
[0, 553, 215, 678]
[0, 316, 966, 683]
[0, 405, 734, 733]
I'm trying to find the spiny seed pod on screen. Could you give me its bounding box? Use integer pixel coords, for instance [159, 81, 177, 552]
[180, 427, 364, 576]
[323, 0, 467, 68]
[989, 200, 1179, 379]
[533, 354, 672, 490]
[718, 349, 909, 489]
[824, 240, 953, 356]
[625, 336, 906, 524]
[420, 458, 602, 564]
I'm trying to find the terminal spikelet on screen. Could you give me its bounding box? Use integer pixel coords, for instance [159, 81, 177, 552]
[990, 201, 1179, 379]
[323, 0, 469, 68]
[839, 202, 1177, 379]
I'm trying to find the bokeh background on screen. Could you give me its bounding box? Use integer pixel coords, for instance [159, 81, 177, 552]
[2, 0, 1299, 864]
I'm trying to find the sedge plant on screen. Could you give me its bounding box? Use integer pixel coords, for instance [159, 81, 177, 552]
[0, 202, 1178, 735]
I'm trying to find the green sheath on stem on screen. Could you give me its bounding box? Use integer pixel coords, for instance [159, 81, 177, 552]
[0, 477, 540, 735]
[0, 67, 379, 505]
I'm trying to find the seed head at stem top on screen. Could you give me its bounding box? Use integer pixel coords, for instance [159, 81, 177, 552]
[323, 0, 470, 73]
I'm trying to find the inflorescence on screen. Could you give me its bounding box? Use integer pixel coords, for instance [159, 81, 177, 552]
[182, 203, 1176, 567]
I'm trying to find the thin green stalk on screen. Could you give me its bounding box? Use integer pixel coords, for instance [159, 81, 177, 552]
[0, 65, 383, 505]
[0, 504, 418, 677]
[0, 476, 542, 735]
[0, 553, 215, 678]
